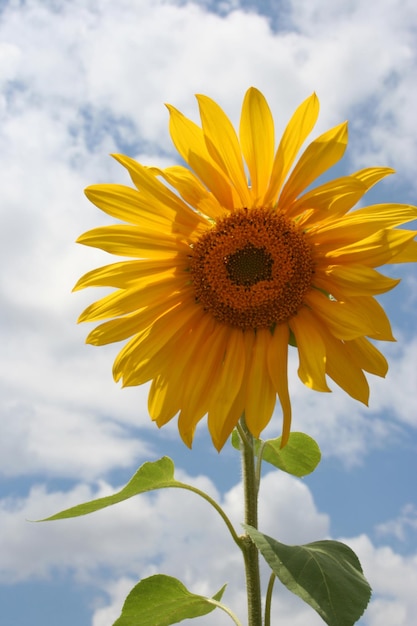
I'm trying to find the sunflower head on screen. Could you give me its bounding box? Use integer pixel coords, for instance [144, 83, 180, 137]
[75, 87, 417, 451]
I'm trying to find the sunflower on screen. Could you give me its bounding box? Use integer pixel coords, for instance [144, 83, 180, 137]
[75, 88, 417, 451]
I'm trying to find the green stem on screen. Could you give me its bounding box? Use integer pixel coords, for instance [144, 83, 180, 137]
[239, 415, 263, 626]
[176, 484, 241, 547]
[255, 440, 266, 493]
[264, 573, 276, 626]
[208, 599, 244, 626]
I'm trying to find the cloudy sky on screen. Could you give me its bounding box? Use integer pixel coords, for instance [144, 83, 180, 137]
[0, 0, 416, 624]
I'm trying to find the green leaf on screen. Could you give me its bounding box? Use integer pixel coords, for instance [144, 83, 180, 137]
[40, 457, 183, 521]
[257, 433, 321, 476]
[112, 575, 226, 626]
[244, 525, 371, 626]
[232, 431, 321, 476]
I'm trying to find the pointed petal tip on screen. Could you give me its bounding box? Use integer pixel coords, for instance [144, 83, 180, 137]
[165, 103, 177, 114]
[208, 423, 228, 452]
[279, 415, 292, 449]
[211, 437, 224, 453]
[74, 231, 90, 246]
[246, 85, 263, 97]
[280, 432, 289, 449]
[76, 309, 88, 324]
[113, 369, 123, 384]
[84, 185, 98, 200]
[111, 153, 128, 166]
[179, 424, 194, 449]
[85, 329, 100, 345]
[305, 91, 320, 113]
[337, 120, 349, 136]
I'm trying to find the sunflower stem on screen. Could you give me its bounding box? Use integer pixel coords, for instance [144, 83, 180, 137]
[239, 415, 263, 626]
[264, 573, 276, 626]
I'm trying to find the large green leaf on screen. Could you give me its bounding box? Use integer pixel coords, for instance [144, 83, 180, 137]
[112, 575, 226, 626]
[244, 525, 371, 626]
[40, 457, 182, 521]
[232, 431, 321, 476]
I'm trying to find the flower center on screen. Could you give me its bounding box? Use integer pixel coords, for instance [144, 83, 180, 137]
[190, 208, 315, 330]
[225, 243, 274, 286]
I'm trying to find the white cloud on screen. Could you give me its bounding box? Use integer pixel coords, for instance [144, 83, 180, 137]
[370, 337, 417, 429]
[346, 534, 417, 626]
[2, 0, 416, 169]
[0, 465, 409, 624]
[0, 395, 151, 479]
[285, 0, 417, 175]
[92, 577, 137, 626]
[375, 504, 417, 543]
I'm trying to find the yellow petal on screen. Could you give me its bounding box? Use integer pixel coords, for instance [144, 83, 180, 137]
[278, 121, 348, 209]
[78, 274, 189, 323]
[112, 154, 203, 226]
[315, 265, 400, 297]
[304, 290, 376, 340]
[85, 183, 200, 232]
[239, 87, 275, 202]
[350, 296, 395, 342]
[311, 204, 417, 243]
[289, 176, 367, 222]
[211, 400, 244, 452]
[244, 328, 277, 438]
[390, 238, 417, 263]
[149, 312, 217, 426]
[178, 319, 230, 448]
[267, 323, 292, 447]
[74, 259, 185, 291]
[148, 373, 181, 427]
[76, 224, 190, 258]
[352, 166, 395, 189]
[289, 308, 330, 392]
[196, 94, 251, 207]
[323, 333, 369, 404]
[344, 337, 388, 377]
[113, 301, 202, 383]
[325, 228, 417, 267]
[208, 330, 255, 451]
[264, 93, 320, 205]
[153, 165, 226, 220]
[123, 310, 211, 389]
[167, 104, 235, 209]
[84, 292, 184, 346]
[181, 321, 225, 420]
[85, 314, 144, 346]
[208, 328, 246, 432]
[85, 184, 161, 225]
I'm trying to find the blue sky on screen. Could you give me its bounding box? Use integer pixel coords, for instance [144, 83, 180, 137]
[0, 0, 416, 625]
